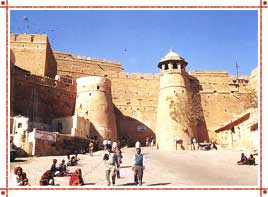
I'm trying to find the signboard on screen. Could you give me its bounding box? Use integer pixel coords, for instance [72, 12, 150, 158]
[137, 125, 147, 132]
[34, 129, 57, 142]
[97, 127, 112, 133]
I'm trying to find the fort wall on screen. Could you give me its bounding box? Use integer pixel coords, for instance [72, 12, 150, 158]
[75, 76, 117, 141]
[10, 34, 57, 78]
[10, 34, 258, 150]
[52, 50, 257, 144]
[54, 51, 122, 78]
[190, 70, 255, 141]
[12, 64, 76, 124]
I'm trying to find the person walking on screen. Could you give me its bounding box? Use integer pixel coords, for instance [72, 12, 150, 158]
[191, 137, 196, 151]
[132, 147, 145, 186]
[103, 147, 119, 186]
[107, 139, 112, 150]
[103, 139, 108, 150]
[89, 141, 94, 156]
[135, 140, 141, 148]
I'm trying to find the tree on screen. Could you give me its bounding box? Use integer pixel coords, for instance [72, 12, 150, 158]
[166, 92, 205, 138]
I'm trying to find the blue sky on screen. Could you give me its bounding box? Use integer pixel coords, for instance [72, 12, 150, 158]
[10, 10, 258, 76]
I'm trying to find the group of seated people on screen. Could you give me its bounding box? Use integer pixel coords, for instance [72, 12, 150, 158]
[237, 153, 256, 165]
[12, 154, 84, 186]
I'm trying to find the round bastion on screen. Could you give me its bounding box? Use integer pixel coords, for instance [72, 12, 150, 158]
[75, 76, 117, 141]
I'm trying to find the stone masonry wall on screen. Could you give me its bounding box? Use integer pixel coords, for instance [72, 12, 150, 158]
[12, 65, 76, 124]
[54, 51, 122, 78]
[33, 133, 90, 156]
[10, 34, 258, 148]
[10, 34, 57, 78]
[190, 70, 253, 141]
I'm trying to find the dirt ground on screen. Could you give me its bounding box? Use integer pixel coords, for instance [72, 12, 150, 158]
[10, 147, 258, 187]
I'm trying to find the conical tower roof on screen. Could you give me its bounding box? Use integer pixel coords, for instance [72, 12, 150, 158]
[158, 48, 188, 68]
[160, 48, 185, 62]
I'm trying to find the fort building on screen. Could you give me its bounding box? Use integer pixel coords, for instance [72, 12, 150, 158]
[10, 33, 258, 156]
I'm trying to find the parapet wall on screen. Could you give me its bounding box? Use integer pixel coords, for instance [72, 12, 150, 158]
[10, 34, 48, 42]
[54, 51, 123, 78]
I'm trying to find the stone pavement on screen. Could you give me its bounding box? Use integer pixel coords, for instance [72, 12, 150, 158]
[10, 147, 258, 187]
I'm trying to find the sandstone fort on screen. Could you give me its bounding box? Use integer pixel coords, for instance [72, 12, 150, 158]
[10, 33, 258, 156]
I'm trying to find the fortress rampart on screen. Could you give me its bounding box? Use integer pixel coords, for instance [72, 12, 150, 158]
[10, 33, 258, 148]
[75, 76, 117, 141]
[11, 63, 76, 124]
[10, 34, 57, 78]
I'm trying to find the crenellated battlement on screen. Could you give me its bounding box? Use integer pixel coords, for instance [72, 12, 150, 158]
[54, 51, 122, 67]
[101, 71, 160, 80]
[10, 34, 48, 43]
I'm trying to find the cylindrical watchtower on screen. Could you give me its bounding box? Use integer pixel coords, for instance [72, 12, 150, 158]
[75, 76, 117, 141]
[156, 49, 194, 150]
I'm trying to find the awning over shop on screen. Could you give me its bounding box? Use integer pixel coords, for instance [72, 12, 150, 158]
[250, 123, 258, 131]
[215, 113, 250, 133]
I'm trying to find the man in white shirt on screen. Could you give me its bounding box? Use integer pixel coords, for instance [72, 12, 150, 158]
[135, 140, 141, 148]
[103, 139, 108, 150]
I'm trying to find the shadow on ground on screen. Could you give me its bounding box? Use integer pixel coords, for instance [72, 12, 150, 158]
[120, 165, 132, 169]
[147, 183, 171, 186]
[13, 159, 28, 162]
[83, 183, 96, 186]
[117, 182, 138, 186]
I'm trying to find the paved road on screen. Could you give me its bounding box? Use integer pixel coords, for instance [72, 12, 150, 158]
[10, 147, 258, 187]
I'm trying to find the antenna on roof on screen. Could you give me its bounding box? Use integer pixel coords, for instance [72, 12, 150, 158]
[23, 16, 30, 34]
[235, 57, 239, 79]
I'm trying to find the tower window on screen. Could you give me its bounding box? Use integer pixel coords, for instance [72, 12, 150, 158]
[173, 63, 178, 69]
[97, 86, 100, 90]
[164, 64, 168, 70]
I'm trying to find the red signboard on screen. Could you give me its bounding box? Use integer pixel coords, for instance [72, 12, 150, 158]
[34, 129, 57, 142]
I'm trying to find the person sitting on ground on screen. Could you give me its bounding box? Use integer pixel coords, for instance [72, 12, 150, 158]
[39, 170, 55, 186]
[69, 168, 84, 186]
[237, 153, 248, 165]
[50, 159, 60, 177]
[66, 154, 72, 166]
[70, 156, 78, 166]
[58, 159, 70, 176]
[11, 167, 29, 186]
[248, 154, 256, 165]
[74, 150, 79, 160]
